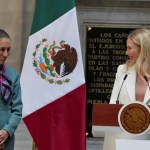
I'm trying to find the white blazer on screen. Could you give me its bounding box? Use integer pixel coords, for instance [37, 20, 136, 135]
[109, 64, 150, 105]
[103, 64, 150, 150]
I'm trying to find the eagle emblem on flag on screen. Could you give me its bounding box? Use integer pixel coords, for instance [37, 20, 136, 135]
[32, 38, 78, 84]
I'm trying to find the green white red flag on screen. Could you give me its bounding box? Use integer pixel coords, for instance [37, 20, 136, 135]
[20, 0, 86, 149]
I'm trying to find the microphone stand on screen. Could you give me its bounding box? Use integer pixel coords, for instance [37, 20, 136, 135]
[116, 74, 128, 104]
[144, 76, 150, 91]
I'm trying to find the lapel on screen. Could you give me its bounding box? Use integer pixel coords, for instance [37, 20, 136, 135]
[125, 65, 136, 102]
[125, 65, 150, 104]
[144, 83, 150, 103]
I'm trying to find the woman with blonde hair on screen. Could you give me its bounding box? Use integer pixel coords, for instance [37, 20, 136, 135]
[110, 28, 150, 104]
[103, 28, 150, 150]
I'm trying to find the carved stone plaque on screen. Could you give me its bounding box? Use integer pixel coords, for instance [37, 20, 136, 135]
[86, 26, 135, 135]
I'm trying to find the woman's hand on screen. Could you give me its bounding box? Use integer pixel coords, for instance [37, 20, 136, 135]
[0, 129, 9, 149]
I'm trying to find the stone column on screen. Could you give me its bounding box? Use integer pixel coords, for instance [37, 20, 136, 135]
[21, 0, 35, 68]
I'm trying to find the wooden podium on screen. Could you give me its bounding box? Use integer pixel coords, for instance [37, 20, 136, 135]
[92, 103, 150, 150]
[92, 103, 123, 137]
[92, 103, 122, 126]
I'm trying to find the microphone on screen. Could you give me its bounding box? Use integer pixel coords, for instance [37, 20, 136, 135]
[116, 74, 128, 104]
[144, 75, 150, 91]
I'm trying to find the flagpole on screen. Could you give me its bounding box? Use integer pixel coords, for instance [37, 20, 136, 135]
[32, 140, 37, 150]
[21, 0, 86, 149]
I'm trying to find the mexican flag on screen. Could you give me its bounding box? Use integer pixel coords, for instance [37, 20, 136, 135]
[20, 0, 86, 150]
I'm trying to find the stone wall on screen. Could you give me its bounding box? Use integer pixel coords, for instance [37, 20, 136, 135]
[0, 0, 23, 72]
[76, 0, 150, 69]
[1, 1, 150, 149]
[1, 0, 150, 72]
[76, 0, 150, 8]
[21, 0, 35, 67]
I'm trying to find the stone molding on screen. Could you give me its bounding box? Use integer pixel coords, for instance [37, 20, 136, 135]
[75, 0, 150, 8]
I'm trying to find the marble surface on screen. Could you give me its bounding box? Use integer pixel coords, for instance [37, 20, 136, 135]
[15, 120, 32, 150]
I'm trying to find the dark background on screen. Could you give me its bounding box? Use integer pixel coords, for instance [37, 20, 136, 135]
[85, 27, 135, 136]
